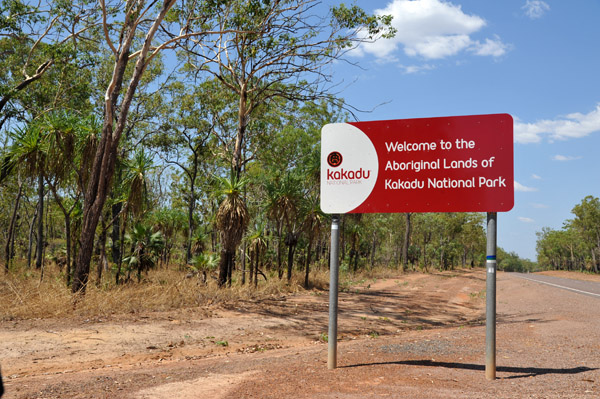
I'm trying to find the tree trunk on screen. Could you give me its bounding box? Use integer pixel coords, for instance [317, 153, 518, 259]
[277, 235, 283, 279]
[27, 205, 38, 268]
[5, 181, 23, 273]
[227, 252, 234, 287]
[186, 192, 195, 264]
[96, 214, 108, 286]
[254, 243, 260, 288]
[569, 245, 574, 271]
[111, 195, 122, 265]
[287, 243, 296, 283]
[36, 172, 44, 270]
[47, 180, 75, 286]
[232, 86, 248, 178]
[350, 234, 359, 273]
[402, 213, 411, 271]
[315, 240, 321, 263]
[370, 233, 377, 270]
[64, 212, 71, 279]
[340, 217, 346, 261]
[304, 236, 313, 289]
[241, 244, 247, 285]
[249, 247, 254, 286]
[218, 250, 232, 287]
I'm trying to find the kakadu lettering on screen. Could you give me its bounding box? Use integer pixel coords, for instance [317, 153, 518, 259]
[327, 168, 371, 180]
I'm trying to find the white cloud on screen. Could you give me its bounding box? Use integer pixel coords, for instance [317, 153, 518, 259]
[400, 63, 436, 74]
[518, 217, 535, 223]
[470, 35, 512, 57]
[514, 104, 600, 144]
[531, 203, 549, 209]
[522, 0, 550, 19]
[354, 0, 509, 61]
[531, 174, 542, 180]
[553, 155, 583, 162]
[514, 181, 538, 192]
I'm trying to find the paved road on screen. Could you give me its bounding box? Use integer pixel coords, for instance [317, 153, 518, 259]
[509, 272, 600, 299]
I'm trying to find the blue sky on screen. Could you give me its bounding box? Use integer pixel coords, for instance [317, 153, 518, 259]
[327, 0, 600, 260]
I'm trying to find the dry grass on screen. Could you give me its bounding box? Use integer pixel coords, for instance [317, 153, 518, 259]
[0, 262, 334, 321]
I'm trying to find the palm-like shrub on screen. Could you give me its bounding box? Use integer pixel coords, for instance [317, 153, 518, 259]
[189, 252, 218, 283]
[215, 171, 249, 287]
[122, 223, 165, 282]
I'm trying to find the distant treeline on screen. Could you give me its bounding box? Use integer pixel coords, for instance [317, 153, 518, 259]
[536, 196, 600, 273]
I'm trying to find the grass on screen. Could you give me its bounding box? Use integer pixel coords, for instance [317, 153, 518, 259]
[469, 290, 486, 299]
[0, 261, 333, 321]
[0, 261, 439, 321]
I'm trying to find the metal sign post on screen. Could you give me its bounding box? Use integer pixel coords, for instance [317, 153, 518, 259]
[328, 214, 341, 369]
[485, 212, 497, 380]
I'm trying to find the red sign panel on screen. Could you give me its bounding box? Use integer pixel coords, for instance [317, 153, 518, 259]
[320, 114, 514, 214]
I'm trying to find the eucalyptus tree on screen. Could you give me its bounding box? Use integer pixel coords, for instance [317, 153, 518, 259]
[180, 0, 394, 177]
[536, 227, 570, 270]
[153, 78, 236, 264]
[1, 0, 97, 276]
[149, 207, 187, 268]
[0, 0, 97, 122]
[70, 0, 214, 293]
[457, 212, 485, 268]
[346, 214, 364, 272]
[70, 0, 321, 294]
[568, 196, 600, 273]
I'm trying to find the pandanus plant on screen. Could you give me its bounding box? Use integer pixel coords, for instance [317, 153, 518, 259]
[215, 170, 249, 287]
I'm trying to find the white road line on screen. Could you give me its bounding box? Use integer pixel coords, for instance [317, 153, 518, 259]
[514, 275, 600, 298]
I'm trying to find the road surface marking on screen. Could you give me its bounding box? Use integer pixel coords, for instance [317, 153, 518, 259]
[515, 275, 600, 298]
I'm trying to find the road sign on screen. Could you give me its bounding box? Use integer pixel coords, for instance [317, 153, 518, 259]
[320, 114, 514, 214]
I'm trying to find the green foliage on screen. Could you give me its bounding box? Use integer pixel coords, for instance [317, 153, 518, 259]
[536, 196, 600, 272]
[497, 248, 537, 273]
[190, 252, 218, 272]
[123, 223, 166, 281]
[1, 0, 546, 296]
[331, 3, 396, 41]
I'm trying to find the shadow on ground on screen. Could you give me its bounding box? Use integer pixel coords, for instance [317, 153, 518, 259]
[342, 359, 597, 380]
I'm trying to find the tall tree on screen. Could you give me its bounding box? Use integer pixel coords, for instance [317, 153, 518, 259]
[154, 79, 232, 264]
[568, 196, 600, 273]
[0, 0, 97, 126]
[182, 0, 394, 176]
[72, 0, 186, 293]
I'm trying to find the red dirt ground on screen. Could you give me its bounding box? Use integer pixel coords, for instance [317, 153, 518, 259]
[1, 269, 599, 398]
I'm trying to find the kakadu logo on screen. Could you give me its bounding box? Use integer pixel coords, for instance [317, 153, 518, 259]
[321, 122, 379, 213]
[327, 151, 343, 167]
[326, 151, 371, 181]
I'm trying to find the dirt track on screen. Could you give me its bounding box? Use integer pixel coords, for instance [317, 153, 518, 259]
[1, 269, 599, 398]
